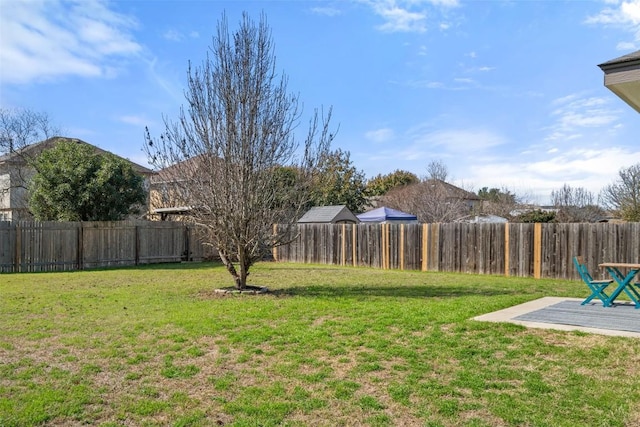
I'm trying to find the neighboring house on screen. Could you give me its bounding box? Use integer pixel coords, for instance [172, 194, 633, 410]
[381, 178, 481, 223]
[599, 50, 640, 113]
[297, 205, 359, 224]
[357, 206, 418, 224]
[147, 154, 214, 220]
[423, 179, 482, 211]
[0, 136, 153, 221]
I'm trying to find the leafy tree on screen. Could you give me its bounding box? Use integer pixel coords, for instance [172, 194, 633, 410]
[29, 141, 146, 221]
[145, 12, 334, 290]
[366, 169, 419, 197]
[600, 163, 640, 222]
[550, 184, 605, 223]
[512, 209, 556, 223]
[309, 148, 368, 213]
[269, 166, 308, 218]
[477, 186, 519, 218]
[478, 187, 516, 204]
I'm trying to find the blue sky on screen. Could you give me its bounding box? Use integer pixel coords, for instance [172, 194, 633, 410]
[1, 0, 640, 204]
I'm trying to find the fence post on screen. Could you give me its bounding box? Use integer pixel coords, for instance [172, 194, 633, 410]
[352, 225, 357, 267]
[422, 223, 428, 271]
[341, 223, 346, 266]
[380, 224, 386, 269]
[14, 223, 21, 273]
[77, 223, 83, 270]
[184, 225, 191, 262]
[533, 223, 542, 279]
[400, 224, 405, 270]
[384, 224, 390, 270]
[272, 224, 277, 261]
[134, 225, 140, 265]
[504, 223, 510, 277]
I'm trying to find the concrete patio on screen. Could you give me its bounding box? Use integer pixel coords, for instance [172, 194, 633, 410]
[474, 297, 640, 338]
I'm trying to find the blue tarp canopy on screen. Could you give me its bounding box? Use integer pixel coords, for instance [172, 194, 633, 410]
[357, 207, 418, 223]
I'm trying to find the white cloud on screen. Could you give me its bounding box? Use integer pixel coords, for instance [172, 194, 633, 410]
[0, 0, 141, 84]
[400, 127, 506, 160]
[118, 115, 151, 127]
[365, 127, 395, 143]
[621, 0, 640, 23]
[545, 94, 621, 141]
[407, 77, 480, 90]
[376, 6, 428, 32]
[163, 29, 183, 41]
[586, 0, 640, 25]
[163, 28, 199, 42]
[361, 0, 459, 33]
[465, 146, 640, 203]
[358, 120, 640, 204]
[585, 0, 640, 47]
[453, 77, 474, 84]
[311, 7, 342, 17]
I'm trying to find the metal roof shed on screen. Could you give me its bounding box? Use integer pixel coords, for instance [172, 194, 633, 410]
[297, 205, 359, 224]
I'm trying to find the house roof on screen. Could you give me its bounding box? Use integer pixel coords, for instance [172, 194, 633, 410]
[0, 136, 153, 175]
[357, 206, 417, 222]
[598, 50, 640, 113]
[599, 50, 640, 68]
[297, 205, 359, 223]
[150, 154, 222, 184]
[422, 179, 481, 200]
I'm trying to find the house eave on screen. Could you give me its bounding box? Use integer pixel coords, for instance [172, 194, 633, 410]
[599, 52, 640, 114]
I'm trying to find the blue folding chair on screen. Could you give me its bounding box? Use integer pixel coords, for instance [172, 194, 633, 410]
[573, 256, 613, 306]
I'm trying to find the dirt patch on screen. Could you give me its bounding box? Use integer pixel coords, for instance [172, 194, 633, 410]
[197, 285, 270, 299]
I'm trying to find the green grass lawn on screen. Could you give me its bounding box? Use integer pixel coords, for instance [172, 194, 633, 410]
[1, 262, 639, 426]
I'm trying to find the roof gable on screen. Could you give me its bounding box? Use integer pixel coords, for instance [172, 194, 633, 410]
[298, 205, 359, 223]
[422, 179, 480, 200]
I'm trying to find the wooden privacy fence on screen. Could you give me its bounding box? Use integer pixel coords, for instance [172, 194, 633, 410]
[273, 222, 640, 280]
[0, 221, 214, 273]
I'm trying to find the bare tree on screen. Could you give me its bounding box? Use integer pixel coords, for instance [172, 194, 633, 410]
[0, 108, 60, 155]
[600, 163, 640, 222]
[145, 12, 334, 290]
[550, 184, 604, 222]
[426, 159, 449, 181]
[382, 179, 477, 223]
[0, 108, 61, 219]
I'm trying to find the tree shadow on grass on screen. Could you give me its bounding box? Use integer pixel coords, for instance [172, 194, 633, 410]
[271, 283, 525, 299]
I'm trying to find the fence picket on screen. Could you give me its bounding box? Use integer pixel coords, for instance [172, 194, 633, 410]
[274, 222, 640, 280]
[0, 221, 210, 273]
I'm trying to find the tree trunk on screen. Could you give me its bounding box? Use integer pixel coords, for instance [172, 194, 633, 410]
[219, 250, 245, 290]
[235, 248, 250, 290]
